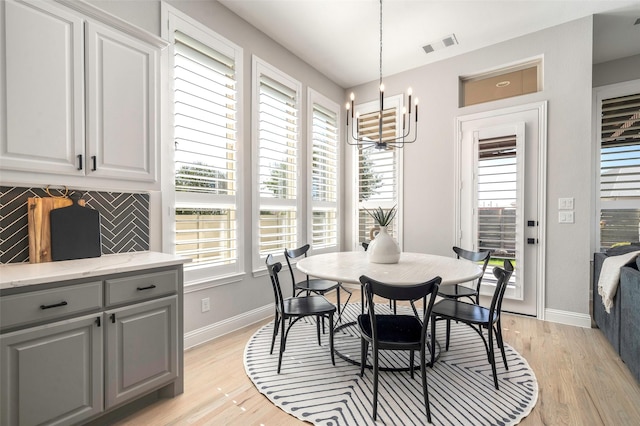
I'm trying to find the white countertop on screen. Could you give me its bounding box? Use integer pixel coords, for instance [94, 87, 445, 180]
[0, 252, 190, 290]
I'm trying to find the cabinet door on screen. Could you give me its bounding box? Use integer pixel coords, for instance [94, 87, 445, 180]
[85, 21, 158, 182]
[105, 295, 178, 409]
[0, 0, 85, 175]
[0, 314, 103, 426]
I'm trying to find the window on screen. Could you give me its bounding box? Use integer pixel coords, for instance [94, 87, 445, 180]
[308, 89, 340, 251]
[167, 9, 243, 283]
[354, 96, 403, 245]
[253, 58, 301, 266]
[599, 91, 640, 249]
[460, 60, 541, 107]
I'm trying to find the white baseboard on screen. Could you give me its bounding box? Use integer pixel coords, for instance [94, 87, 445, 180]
[544, 308, 592, 328]
[184, 304, 273, 350]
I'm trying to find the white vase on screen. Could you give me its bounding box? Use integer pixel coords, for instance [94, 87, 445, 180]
[367, 226, 401, 264]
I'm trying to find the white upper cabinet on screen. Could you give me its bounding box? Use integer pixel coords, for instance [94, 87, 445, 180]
[0, 0, 165, 189]
[85, 21, 157, 181]
[1, 0, 85, 175]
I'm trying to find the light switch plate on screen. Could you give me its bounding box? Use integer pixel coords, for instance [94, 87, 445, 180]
[559, 211, 574, 223]
[558, 197, 574, 210]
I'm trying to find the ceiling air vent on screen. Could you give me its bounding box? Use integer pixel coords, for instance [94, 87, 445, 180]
[422, 33, 458, 55]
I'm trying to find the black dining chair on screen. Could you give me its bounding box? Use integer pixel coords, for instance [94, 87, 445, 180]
[285, 244, 351, 324]
[430, 259, 514, 389]
[266, 254, 336, 373]
[358, 274, 441, 422]
[437, 246, 491, 304]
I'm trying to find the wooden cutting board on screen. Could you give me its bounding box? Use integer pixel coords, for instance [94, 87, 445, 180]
[28, 197, 86, 263]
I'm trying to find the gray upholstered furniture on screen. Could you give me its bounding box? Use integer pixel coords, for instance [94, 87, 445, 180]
[592, 246, 640, 383]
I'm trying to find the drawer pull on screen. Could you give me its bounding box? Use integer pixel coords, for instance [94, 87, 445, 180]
[137, 284, 157, 291]
[40, 301, 68, 310]
[110, 313, 116, 323]
[96, 317, 101, 327]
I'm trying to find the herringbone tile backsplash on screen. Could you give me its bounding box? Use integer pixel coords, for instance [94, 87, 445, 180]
[0, 186, 149, 264]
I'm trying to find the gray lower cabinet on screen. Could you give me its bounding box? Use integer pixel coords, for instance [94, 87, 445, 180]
[105, 296, 178, 409]
[0, 314, 103, 426]
[0, 264, 183, 426]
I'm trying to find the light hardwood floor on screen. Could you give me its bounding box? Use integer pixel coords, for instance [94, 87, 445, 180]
[114, 290, 640, 426]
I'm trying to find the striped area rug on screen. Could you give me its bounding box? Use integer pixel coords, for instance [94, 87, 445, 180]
[244, 303, 538, 425]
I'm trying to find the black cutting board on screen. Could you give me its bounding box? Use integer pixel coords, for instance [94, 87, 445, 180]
[50, 195, 102, 261]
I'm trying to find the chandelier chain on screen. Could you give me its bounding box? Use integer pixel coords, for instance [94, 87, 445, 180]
[379, 0, 383, 90]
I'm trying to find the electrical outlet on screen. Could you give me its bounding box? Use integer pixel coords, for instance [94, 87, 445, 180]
[201, 297, 210, 312]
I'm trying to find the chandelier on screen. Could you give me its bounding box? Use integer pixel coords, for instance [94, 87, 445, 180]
[346, 0, 418, 150]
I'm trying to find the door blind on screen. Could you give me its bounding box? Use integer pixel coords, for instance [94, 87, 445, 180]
[477, 135, 517, 260]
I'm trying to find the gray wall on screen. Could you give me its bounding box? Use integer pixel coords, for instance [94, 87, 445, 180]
[593, 54, 640, 88]
[346, 16, 595, 316]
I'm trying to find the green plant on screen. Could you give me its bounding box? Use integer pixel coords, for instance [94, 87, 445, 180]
[364, 205, 397, 227]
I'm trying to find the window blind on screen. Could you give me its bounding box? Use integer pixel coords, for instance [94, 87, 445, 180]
[599, 92, 640, 248]
[257, 71, 299, 255]
[311, 102, 338, 249]
[601, 93, 640, 199]
[357, 108, 399, 242]
[173, 31, 238, 268]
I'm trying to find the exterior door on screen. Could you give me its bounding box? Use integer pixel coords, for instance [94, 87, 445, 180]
[456, 102, 546, 317]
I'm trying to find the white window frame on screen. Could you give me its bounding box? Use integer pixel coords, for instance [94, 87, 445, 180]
[252, 56, 302, 272]
[593, 79, 640, 251]
[162, 4, 245, 288]
[351, 94, 404, 249]
[307, 88, 341, 254]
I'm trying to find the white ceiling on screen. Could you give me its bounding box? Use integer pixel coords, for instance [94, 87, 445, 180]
[219, 0, 640, 88]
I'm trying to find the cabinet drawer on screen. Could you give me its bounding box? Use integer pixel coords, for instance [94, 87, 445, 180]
[106, 270, 177, 306]
[0, 281, 102, 329]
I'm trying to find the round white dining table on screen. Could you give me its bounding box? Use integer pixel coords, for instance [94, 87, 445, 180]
[296, 251, 483, 287]
[296, 251, 483, 370]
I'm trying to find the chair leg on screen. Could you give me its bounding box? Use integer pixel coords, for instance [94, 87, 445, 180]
[329, 313, 335, 366]
[316, 316, 322, 345]
[277, 314, 287, 374]
[372, 345, 379, 420]
[270, 312, 280, 355]
[420, 344, 432, 424]
[495, 321, 508, 370]
[445, 319, 451, 351]
[409, 350, 415, 379]
[430, 316, 436, 367]
[488, 324, 499, 389]
[336, 287, 341, 322]
[360, 339, 368, 377]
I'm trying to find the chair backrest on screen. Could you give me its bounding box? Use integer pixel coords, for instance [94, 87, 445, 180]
[284, 244, 311, 292]
[362, 241, 369, 251]
[453, 246, 491, 288]
[359, 274, 441, 341]
[488, 259, 514, 319]
[266, 254, 286, 314]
